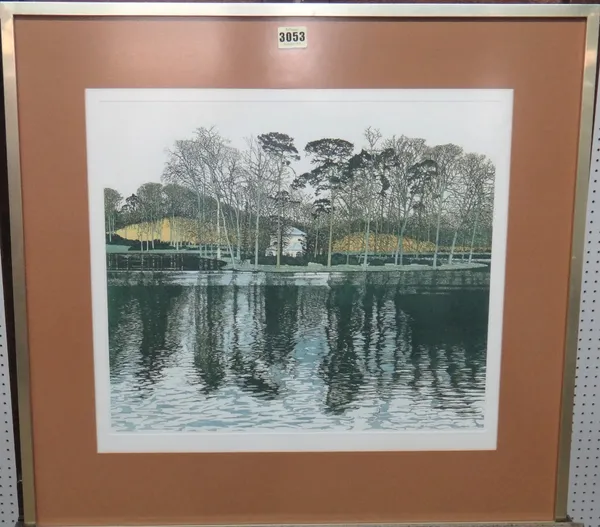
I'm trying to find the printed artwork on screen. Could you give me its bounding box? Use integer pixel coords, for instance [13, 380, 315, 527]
[85, 89, 513, 452]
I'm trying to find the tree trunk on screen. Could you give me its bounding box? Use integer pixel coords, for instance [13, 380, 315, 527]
[196, 192, 202, 262]
[394, 222, 401, 266]
[220, 206, 236, 269]
[327, 194, 334, 268]
[276, 166, 283, 269]
[448, 229, 458, 264]
[399, 221, 408, 266]
[379, 198, 385, 251]
[327, 215, 334, 268]
[346, 219, 351, 265]
[236, 213, 242, 261]
[216, 199, 222, 260]
[152, 218, 157, 249]
[314, 220, 319, 259]
[246, 208, 252, 257]
[346, 192, 354, 265]
[468, 212, 480, 264]
[433, 203, 443, 268]
[254, 191, 261, 269]
[201, 184, 207, 258]
[276, 213, 282, 268]
[364, 216, 371, 267]
[172, 214, 177, 250]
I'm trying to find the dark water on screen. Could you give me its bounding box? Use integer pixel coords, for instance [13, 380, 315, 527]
[108, 270, 489, 432]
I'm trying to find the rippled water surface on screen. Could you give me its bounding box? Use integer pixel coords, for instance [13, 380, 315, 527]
[108, 270, 489, 432]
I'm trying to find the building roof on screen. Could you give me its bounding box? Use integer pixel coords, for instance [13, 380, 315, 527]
[285, 227, 306, 236]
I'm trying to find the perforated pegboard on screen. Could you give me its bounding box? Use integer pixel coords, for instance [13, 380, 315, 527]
[567, 73, 600, 526]
[0, 245, 18, 525]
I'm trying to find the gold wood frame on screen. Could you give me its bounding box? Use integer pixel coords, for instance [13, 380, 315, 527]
[1, 3, 598, 525]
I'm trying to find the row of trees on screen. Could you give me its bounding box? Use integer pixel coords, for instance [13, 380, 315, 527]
[104, 126, 496, 268]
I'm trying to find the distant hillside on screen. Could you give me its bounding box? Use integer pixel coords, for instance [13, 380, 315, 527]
[116, 218, 226, 245]
[332, 233, 434, 253]
[332, 234, 489, 254]
[114, 218, 490, 254]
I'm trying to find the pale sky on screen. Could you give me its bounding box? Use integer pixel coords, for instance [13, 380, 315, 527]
[85, 89, 513, 198]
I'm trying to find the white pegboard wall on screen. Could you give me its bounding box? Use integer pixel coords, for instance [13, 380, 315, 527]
[568, 82, 600, 525]
[0, 247, 18, 525]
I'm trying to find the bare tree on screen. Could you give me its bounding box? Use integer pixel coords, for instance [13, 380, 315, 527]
[163, 183, 196, 250]
[446, 153, 495, 264]
[464, 159, 495, 263]
[137, 182, 164, 250]
[164, 126, 239, 264]
[218, 149, 246, 261]
[470, 186, 494, 262]
[192, 127, 239, 265]
[242, 135, 275, 269]
[381, 135, 429, 265]
[359, 127, 386, 267]
[423, 143, 463, 267]
[104, 188, 122, 242]
[163, 136, 210, 255]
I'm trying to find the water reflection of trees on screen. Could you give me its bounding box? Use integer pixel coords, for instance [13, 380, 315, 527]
[396, 290, 488, 416]
[109, 279, 488, 418]
[263, 286, 299, 372]
[320, 282, 364, 414]
[315, 284, 487, 416]
[107, 284, 188, 392]
[191, 284, 227, 394]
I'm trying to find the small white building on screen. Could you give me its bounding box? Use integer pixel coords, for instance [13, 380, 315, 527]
[265, 227, 306, 258]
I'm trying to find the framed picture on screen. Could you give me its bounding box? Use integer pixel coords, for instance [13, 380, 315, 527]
[87, 87, 512, 453]
[2, 3, 598, 525]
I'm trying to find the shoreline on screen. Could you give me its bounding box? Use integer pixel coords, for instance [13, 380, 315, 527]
[106, 262, 489, 274]
[106, 264, 491, 288]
